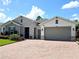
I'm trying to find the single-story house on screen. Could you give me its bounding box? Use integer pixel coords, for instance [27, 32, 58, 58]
[0, 16, 76, 41]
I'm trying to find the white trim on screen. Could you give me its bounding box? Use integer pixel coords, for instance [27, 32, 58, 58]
[2, 21, 21, 27]
[12, 21, 21, 26]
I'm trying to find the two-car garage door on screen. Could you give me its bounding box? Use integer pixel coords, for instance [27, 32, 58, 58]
[44, 27, 71, 40]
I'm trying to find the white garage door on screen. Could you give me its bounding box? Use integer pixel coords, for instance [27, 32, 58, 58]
[44, 27, 71, 40]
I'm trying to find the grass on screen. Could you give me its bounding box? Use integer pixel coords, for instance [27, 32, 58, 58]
[0, 39, 16, 46]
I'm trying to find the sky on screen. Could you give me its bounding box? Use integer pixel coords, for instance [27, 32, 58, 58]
[0, 0, 79, 23]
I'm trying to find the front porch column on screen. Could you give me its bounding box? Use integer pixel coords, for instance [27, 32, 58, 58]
[19, 26, 21, 35]
[19, 26, 23, 36]
[18, 26, 21, 36]
[41, 26, 44, 39]
[71, 26, 76, 41]
[1, 27, 4, 33]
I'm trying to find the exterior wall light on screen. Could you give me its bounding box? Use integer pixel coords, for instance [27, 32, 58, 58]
[42, 28, 43, 31]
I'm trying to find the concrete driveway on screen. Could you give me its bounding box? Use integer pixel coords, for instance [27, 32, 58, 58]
[0, 40, 79, 59]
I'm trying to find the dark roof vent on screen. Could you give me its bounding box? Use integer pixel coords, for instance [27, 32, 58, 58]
[56, 16, 58, 18]
[20, 16, 22, 18]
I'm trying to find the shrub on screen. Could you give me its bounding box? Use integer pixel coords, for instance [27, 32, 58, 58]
[17, 37, 25, 41]
[76, 38, 79, 41]
[9, 34, 20, 40]
[0, 36, 9, 39]
[1, 32, 4, 35]
[9, 34, 25, 41]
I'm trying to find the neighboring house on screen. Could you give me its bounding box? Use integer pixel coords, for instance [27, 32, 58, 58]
[0, 16, 76, 41]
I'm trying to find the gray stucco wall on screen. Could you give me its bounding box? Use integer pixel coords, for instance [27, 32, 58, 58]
[2, 22, 22, 35]
[13, 16, 37, 38]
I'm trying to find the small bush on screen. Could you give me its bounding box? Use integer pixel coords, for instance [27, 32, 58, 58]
[17, 37, 25, 41]
[9, 34, 25, 41]
[9, 34, 20, 40]
[76, 38, 79, 41]
[0, 36, 9, 39]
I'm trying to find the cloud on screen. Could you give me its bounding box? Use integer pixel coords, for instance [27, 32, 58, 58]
[70, 17, 79, 20]
[70, 13, 79, 20]
[5, 17, 13, 22]
[62, 1, 79, 9]
[6, 8, 10, 11]
[0, 12, 13, 23]
[72, 13, 78, 17]
[0, 12, 6, 19]
[0, 8, 10, 12]
[0, 9, 5, 12]
[25, 5, 45, 20]
[1, 0, 11, 5]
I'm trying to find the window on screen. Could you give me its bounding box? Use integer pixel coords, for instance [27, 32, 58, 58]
[36, 23, 40, 26]
[9, 26, 15, 34]
[34, 28, 36, 39]
[3, 27, 5, 32]
[21, 19, 23, 23]
[9, 26, 15, 31]
[3, 28, 5, 30]
[56, 20, 58, 24]
[73, 28, 74, 31]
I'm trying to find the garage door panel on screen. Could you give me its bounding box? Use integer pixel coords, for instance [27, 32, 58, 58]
[45, 27, 71, 40]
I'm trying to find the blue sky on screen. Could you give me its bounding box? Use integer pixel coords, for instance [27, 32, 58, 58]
[0, 0, 79, 23]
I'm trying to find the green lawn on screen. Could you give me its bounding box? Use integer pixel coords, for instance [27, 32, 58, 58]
[0, 39, 16, 46]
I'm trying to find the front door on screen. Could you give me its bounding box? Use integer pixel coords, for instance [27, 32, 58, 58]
[25, 27, 29, 38]
[38, 29, 41, 39]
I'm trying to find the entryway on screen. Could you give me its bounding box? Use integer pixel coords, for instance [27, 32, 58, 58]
[25, 27, 29, 38]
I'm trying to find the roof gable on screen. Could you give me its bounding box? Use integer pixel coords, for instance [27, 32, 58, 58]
[40, 16, 76, 25]
[1, 21, 21, 27]
[12, 16, 36, 24]
[14, 16, 35, 22]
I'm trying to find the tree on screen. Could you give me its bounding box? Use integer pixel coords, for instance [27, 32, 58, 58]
[36, 16, 42, 21]
[75, 20, 79, 31]
[76, 24, 79, 31]
[74, 20, 78, 22]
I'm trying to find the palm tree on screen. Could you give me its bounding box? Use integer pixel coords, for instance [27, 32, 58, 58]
[36, 16, 42, 21]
